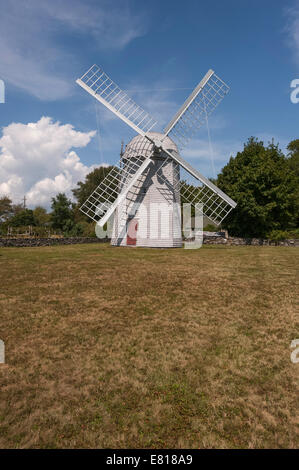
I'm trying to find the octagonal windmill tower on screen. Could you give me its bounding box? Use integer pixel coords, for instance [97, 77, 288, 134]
[76, 64, 236, 247]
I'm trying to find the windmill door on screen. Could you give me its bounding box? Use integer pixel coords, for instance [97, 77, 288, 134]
[127, 218, 138, 246]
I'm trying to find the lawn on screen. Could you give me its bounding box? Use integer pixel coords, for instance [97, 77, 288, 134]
[0, 243, 298, 448]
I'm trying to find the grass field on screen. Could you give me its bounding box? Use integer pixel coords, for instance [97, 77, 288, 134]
[0, 243, 298, 448]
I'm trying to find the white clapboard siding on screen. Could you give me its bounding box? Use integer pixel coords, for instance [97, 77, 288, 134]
[111, 132, 182, 248]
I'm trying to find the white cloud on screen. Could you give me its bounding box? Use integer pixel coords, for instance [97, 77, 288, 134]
[0, 116, 101, 208]
[41, 0, 147, 50]
[0, 0, 148, 100]
[285, 2, 299, 66]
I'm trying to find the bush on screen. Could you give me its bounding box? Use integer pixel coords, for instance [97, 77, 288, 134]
[9, 209, 36, 227]
[203, 224, 218, 232]
[81, 222, 97, 238]
[267, 229, 299, 240]
[0, 225, 63, 237]
[284, 228, 299, 239]
[62, 220, 83, 237]
[267, 230, 289, 241]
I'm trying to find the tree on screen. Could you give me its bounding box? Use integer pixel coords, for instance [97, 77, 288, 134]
[287, 139, 299, 177]
[62, 219, 85, 237]
[0, 196, 13, 222]
[11, 203, 24, 216]
[10, 209, 36, 227]
[286, 139, 299, 227]
[216, 137, 298, 237]
[50, 193, 73, 230]
[72, 166, 114, 208]
[33, 206, 50, 226]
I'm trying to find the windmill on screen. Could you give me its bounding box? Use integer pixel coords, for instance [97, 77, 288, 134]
[76, 64, 236, 247]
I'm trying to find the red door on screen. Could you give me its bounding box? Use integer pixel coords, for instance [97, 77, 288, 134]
[127, 219, 138, 246]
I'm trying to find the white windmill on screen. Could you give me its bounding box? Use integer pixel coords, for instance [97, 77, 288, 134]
[76, 64, 236, 247]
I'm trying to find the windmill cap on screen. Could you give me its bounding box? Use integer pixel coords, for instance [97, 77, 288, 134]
[124, 132, 178, 160]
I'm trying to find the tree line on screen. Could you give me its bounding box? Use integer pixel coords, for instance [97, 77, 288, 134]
[0, 138, 298, 240]
[0, 166, 113, 237]
[217, 137, 298, 239]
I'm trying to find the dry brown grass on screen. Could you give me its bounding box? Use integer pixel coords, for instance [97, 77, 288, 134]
[0, 243, 298, 448]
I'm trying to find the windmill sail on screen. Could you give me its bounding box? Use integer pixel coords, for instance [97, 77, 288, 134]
[80, 140, 154, 227]
[76, 64, 157, 136]
[163, 70, 229, 151]
[160, 148, 236, 225]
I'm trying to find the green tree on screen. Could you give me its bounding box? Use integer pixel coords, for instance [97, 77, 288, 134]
[11, 203, 24, 216]
[216, 137, 298, 237]
[286, 139, 299, 227]
[0, 196, 13, 222]
[10, 209, 36, 227]
[287, 139, 299, 177]
[62, 219, 85, 237]
[50, 193, 73, 230]
[33, 206, 50, 226]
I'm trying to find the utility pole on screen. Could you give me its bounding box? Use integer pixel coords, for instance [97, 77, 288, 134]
[23, 195, 26, 209]
[120, 140, 125, 168]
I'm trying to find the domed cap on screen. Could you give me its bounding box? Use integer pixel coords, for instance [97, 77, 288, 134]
[124, 132, 178, 160]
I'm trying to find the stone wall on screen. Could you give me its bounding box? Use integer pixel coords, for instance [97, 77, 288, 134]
[0, 237, 108, 247]
[0, 236, 298, 248]
[202, 236, 299, 247]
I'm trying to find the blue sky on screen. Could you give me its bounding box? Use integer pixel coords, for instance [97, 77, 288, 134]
[0, 0, 298, 208]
